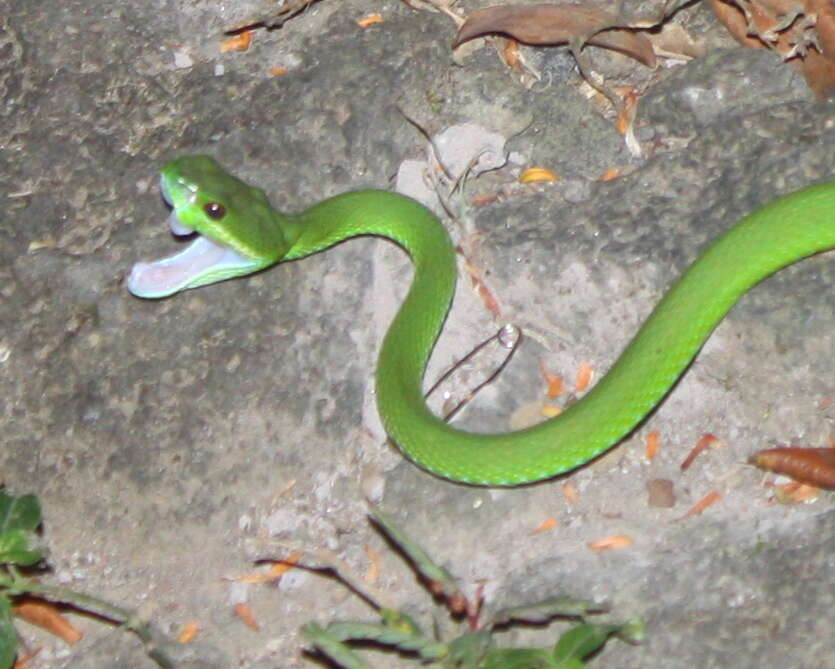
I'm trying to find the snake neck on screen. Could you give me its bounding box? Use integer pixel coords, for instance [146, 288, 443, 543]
[286, 188, 458, 402]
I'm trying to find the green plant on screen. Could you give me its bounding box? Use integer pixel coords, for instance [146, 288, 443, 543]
[300, 507, 643, 668]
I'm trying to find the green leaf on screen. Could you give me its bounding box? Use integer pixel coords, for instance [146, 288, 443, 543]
[0, 493, 41, 534]
[444, 630, 494, 668]
[490, 596, 606, 627]
[324, 621, 447, 660]
[552, 624, 613, 664]
[481, 647, 559, 669]
[0, 597, 17, 669]
[0, 528, 43, 566]
[368, 508, 463, 603]
[301, 622, 372, 669]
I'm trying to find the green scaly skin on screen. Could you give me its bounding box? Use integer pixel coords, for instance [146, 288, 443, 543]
[128, 155, 834, 486]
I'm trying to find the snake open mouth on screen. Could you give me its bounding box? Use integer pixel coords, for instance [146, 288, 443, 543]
[126, 177, 257, 299]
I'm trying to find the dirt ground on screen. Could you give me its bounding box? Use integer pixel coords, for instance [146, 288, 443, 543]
[1, 0, 833, 667]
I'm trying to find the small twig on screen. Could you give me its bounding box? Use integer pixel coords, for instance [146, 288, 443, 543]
[249, 538, 397, 611]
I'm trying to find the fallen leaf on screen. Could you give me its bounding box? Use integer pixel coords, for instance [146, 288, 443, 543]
[680, 433, 722, 470]
[646, 21, 705, 59]
[455, 4, 657, 67]
[220, 31, 253, 53]
[645, 430, 661, 461]
[540, 365, 564, 398]
[178, 621, 200, 643]
[233, 602, 260, 631]
[530, 516, 559, 534]
[598, 167, 622, 181]
[587, 534, 633, 551]
[356, 13, 384, 28]
[681, 491, 721, 518]
[562, 482, 578, 504]
[519, 166, 559, 183]
[575, 362, 593, 393]
[269, 66, 288, 76]
[708, 0, 835, 98]
[614, 87, 638, 136]
[236, 551, 301, 584]
[463, 258, 502, 317]
[772, 481, 820, 503]
[14, 599, 82, 644]
[750, 447, 835, 490]
[365, 544, 381, 583]
[503, 38, 523, 69]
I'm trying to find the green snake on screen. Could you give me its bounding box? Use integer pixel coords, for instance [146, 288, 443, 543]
[128, 155, 834, 485]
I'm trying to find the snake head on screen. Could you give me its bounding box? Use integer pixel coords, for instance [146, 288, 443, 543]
[127, 155, 289, 298]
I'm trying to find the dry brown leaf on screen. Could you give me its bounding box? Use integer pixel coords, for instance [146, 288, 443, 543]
[220, 31, 253, 53]
[562, 482, 579, 504]
[519, 166, 559, 183]
[645, 430, 661, 461]
[463, 258, 502, 317]
[14, 599, 83, 644]
[682, 491, 721, 518]
[530, 516, 559, 534]
[587, 534, 633, 551]
[772, 481, 821, 503]
[233, 603, 261, 631]
[356, 13, 384, 28]
[709, 0, 835, 97]
[540, 365, 564, 398]
[751, 447, 835, 490]
[455, 4, 657, 68]
[364, 545, 381, 583]
[14, 651, 39, 669]
[680, 433, 722, 470]
[178, 621, 200, 643]
[646, 22, 706, 59]
[575, 362, 593, 393]
[236, 551, 301, 584]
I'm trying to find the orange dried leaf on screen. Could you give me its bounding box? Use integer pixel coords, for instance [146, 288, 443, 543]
[519, 166, 559, 183]
[503, 38, 522, 68]
[530, 516, 559, 534]
[772, 481, 820, 503]
[356, 13, 384, 28]
[364, 544, 381, 583]
[587, 534, 633, 551]
[575, 362, 593, 393]
[178, 621, 200, 643]
[233, 602, 260, 631]
[14, 653, 38, 669]
[269, 66, 288, 76]
[645, 430, 661, 461]
[542, 369, 564, 398]
[680, 433, 722, 470]
[750, 447, 835, 490]
[455, 4, 656, 67]
[615, 88, 638, 136]
[598, 167, 622, 182]
[220, 31, 253, 53]
[682, 490, 721, 518]
[562, 482, 578, 504]
[237, 551, 301, 584]
[14, 599, 83, 644]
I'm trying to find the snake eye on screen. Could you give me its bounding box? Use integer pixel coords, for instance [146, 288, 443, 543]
[204, 202, 226, 220]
